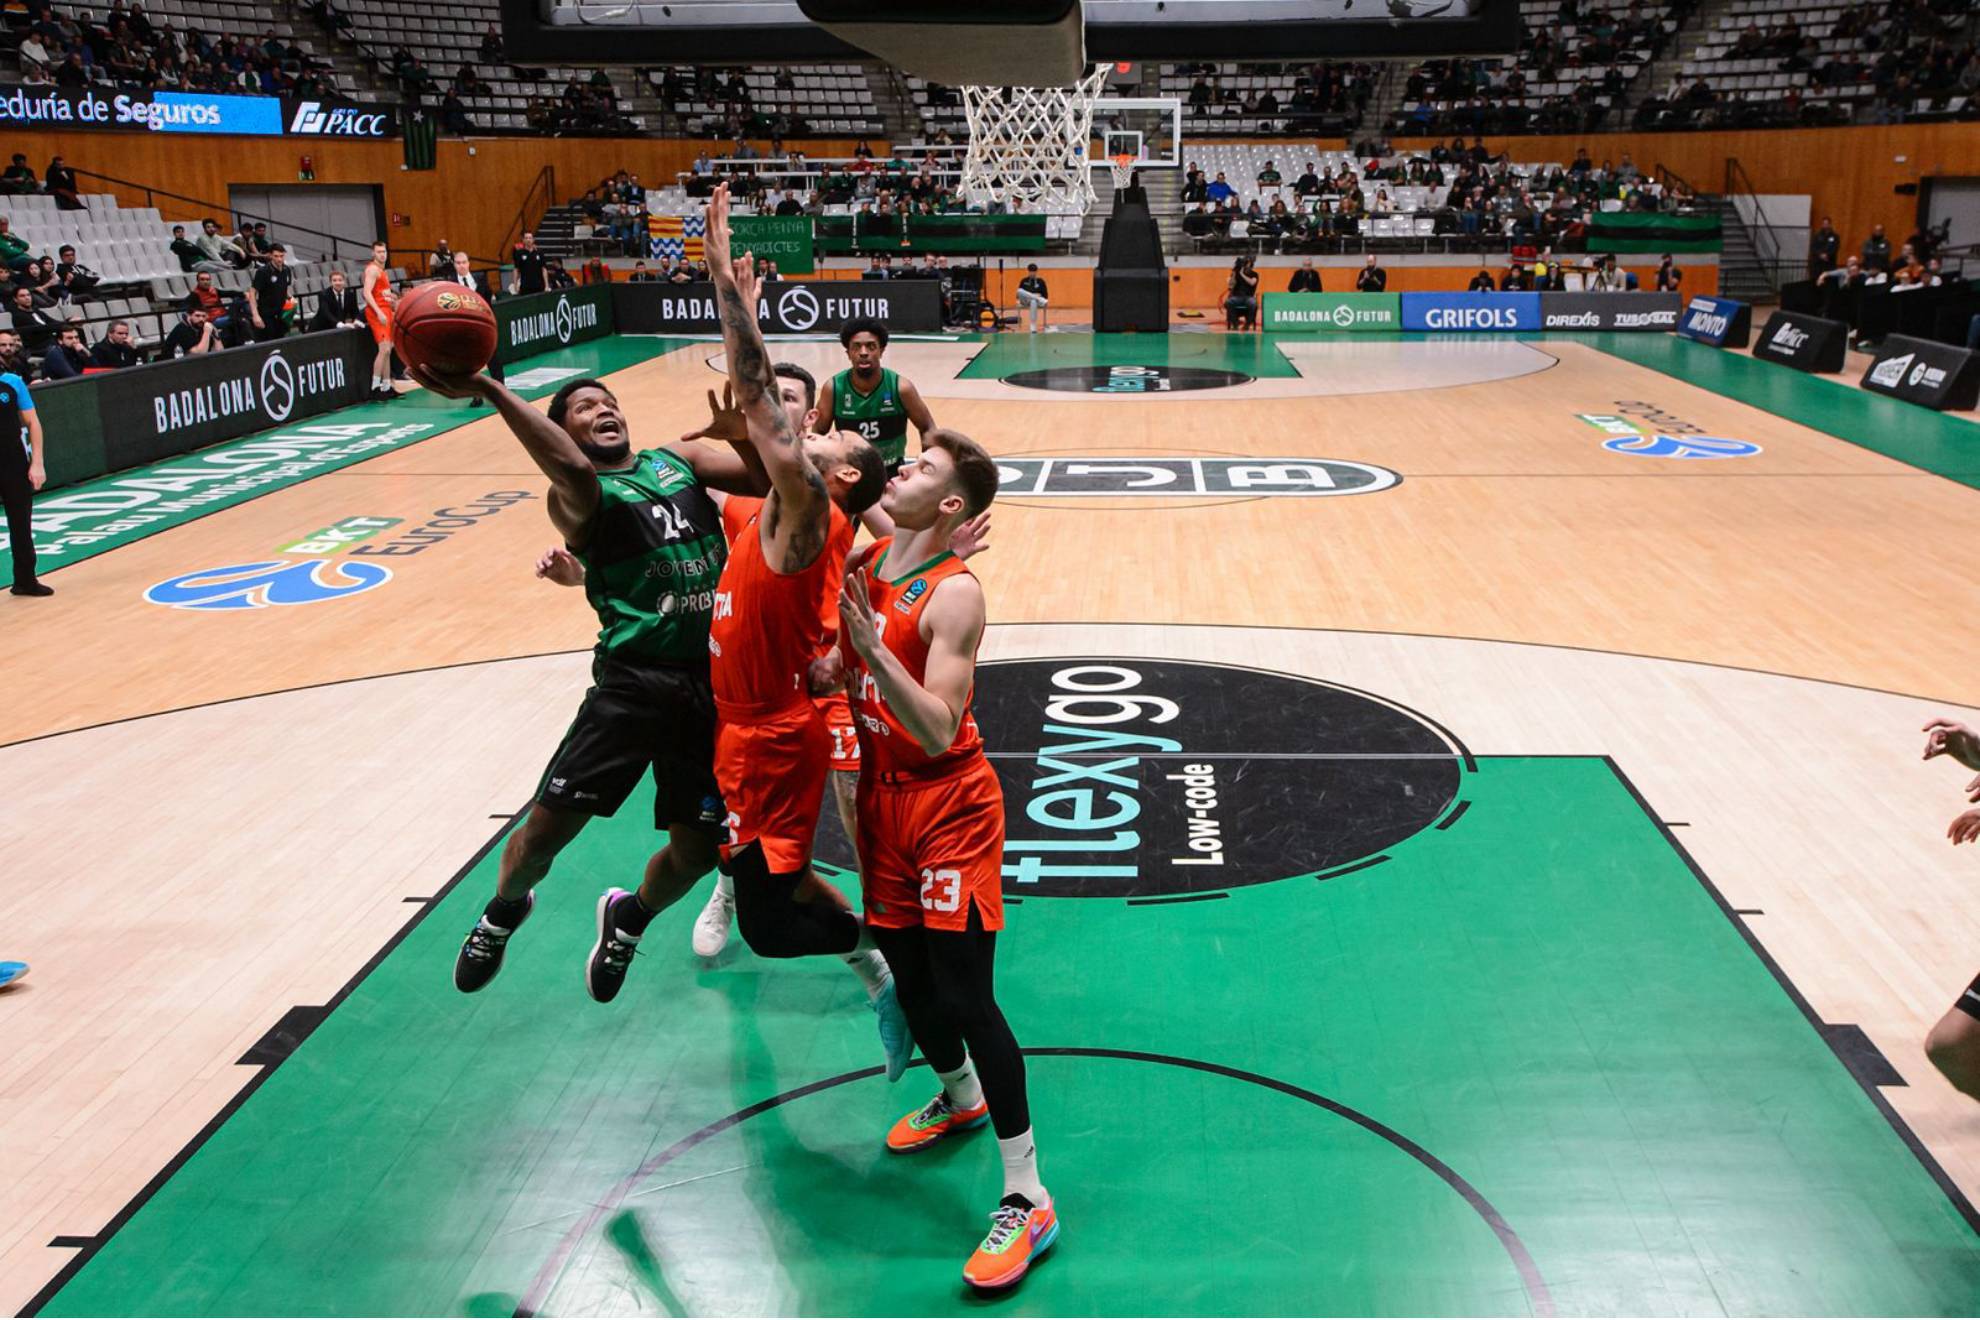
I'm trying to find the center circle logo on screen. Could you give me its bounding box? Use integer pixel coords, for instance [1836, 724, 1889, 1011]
[1003, 365, 1253, 394]
[554, 296, 575, 344]
[778, 285, 820, 331]
[810, 658, 1462, 899]
[259, 353, 295, 421]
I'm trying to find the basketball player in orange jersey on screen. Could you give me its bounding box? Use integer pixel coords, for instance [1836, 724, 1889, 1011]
[360, 240, 396, 400]
[834, 431, 1056, 1290]
[537, 366, 992, 962]
[582, 184, 913, 1074]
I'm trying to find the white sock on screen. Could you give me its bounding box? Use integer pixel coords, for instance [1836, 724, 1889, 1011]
[843, 946, 890, 999]
[998, 1128, 1048, 1207]
[937, 1058, 984, 1111]
[711, 871, 734, 902]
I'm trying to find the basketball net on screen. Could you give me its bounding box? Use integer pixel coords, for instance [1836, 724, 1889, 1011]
[960, 65, 1112, 215]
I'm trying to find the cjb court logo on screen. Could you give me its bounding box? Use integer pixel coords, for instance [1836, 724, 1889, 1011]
[143, 495, 533, 611]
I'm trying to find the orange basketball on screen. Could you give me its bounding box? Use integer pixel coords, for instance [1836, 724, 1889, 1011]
[394, 280, 498, 377]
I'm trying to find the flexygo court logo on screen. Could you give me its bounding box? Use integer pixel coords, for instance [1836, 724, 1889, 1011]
[808, 658, 1464, 901]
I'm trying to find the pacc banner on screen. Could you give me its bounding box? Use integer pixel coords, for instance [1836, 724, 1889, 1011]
[91, 329, 374, 470]
[729, 215, 815, 276]
[495, 285, 613, 365]
[1859, 335, 1980, 412]
[1401, 291, 1541, 331]
[1260, 293, 1401, 332]
[1677, 294, 1752, 349]
[613, 279, 943, 335]
[1537, 292, 1681, 330]
[0, 84, 396, 136]
[1752, 310, 1848, 373]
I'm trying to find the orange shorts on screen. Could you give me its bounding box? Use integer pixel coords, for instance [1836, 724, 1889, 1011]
[366, 305, 392, 344]
[816, 691, 860, 773]
[715, 701, 830, 873]
[856, 757, 1005, 932]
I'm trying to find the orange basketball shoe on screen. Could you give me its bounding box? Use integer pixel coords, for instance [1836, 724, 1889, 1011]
[885, 1092, 990, 1153]
[963, 1194, 1058, 1291]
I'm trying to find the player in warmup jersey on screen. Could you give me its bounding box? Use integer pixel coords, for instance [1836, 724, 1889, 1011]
[360, 240, 395, 400]
[1924, 716, 1980, 1100]
[699, 184, 913, 1075]
[835, 429, 1055, 1290]
[411, 363, 773, 1006]
[818, 317, 936, 473]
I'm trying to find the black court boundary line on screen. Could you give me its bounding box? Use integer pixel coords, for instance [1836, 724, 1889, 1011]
[20, 805, 529, 1317]
[512, 1049, 1556, 1319]
[1602, 756, 1980, 1237]
[9, 581, 1979, 757]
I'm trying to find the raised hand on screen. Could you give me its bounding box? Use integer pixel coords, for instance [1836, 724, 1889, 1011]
[949, 511, 991, 559]
[705, 184, 732, 279]
[1951, 807, 1980, 846]
[838, 569, 882, 663]
[680, 384, 747, 443]
[1924, 718, 1980, 771]
[535, 545, 583, 587]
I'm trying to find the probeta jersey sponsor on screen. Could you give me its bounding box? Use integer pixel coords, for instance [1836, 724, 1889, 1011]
[578, 448, 727, 666]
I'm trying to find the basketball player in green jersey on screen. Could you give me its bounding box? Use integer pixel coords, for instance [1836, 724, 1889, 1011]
[818, 317, 937, 474]
[410, 366, 891, 1011]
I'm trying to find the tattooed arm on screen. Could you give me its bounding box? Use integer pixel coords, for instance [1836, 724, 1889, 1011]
[706, 183, 831, 571]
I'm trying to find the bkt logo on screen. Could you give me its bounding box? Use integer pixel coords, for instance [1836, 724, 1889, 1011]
[288, 101, 391, 137]
[144, 559, 392, 610]
[1603, 434, 1762, 460]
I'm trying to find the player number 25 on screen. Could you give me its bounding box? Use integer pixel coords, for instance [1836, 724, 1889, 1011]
[919, 867, 961, 913]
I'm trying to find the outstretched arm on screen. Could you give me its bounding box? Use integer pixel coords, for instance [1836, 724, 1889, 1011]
[707, 184, 830, 555]
[412, 368, 601, 545]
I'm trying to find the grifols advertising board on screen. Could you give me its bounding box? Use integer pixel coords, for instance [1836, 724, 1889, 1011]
[612, 280, 943, 335]
[95, 328, 374, 470]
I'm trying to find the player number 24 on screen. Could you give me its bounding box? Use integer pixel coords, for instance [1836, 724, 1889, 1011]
[919, 868, 962, 913]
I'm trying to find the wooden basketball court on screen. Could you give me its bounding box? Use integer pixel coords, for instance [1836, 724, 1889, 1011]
[5, 328, 1980, 1315]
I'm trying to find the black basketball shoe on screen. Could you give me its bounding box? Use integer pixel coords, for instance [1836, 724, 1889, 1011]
[454, 892, 534, 993]
[584, 887, 644, 1004]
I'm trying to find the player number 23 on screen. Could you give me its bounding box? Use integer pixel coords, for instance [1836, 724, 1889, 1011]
[919, 868, 962, 913]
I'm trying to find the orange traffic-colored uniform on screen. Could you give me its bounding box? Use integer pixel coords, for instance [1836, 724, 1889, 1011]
[709, 494, 855, 871]
[844, 539, 1004, 932]
[361, 263, 393, 343]
[720, 495, 861, 774]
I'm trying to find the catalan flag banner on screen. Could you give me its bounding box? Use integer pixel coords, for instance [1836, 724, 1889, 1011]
[648, 213, 705, 263]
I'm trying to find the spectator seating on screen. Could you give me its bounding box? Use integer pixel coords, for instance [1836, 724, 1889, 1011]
[645, 63, 882, 137]
[325, 0, 610, 132]
[8, 0, 361, 98]
[4, 193, 199, 284]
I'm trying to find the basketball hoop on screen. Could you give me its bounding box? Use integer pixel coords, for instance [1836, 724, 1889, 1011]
[1109, 153, 1136, 191]
[960, 65, 1112, 215]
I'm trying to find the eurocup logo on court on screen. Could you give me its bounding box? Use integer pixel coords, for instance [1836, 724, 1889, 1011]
[259, 353, 295, 422]
[1602, 433, 1761, 460]
[144, 559, 391, 610]
[778, 285, 821, 331]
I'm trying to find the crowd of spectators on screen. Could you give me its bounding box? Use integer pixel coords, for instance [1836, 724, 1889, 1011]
[1181, 141, 1690, 252]
[651, 64, 821, 139]
[1182, 61, 1379, 132]
[13, 0, 336, 100]
[1, 153, 83, 209]
[1394, 0, 1683, 137]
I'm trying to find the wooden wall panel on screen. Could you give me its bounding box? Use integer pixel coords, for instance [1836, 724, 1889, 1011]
[5, 132, 869, 267]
